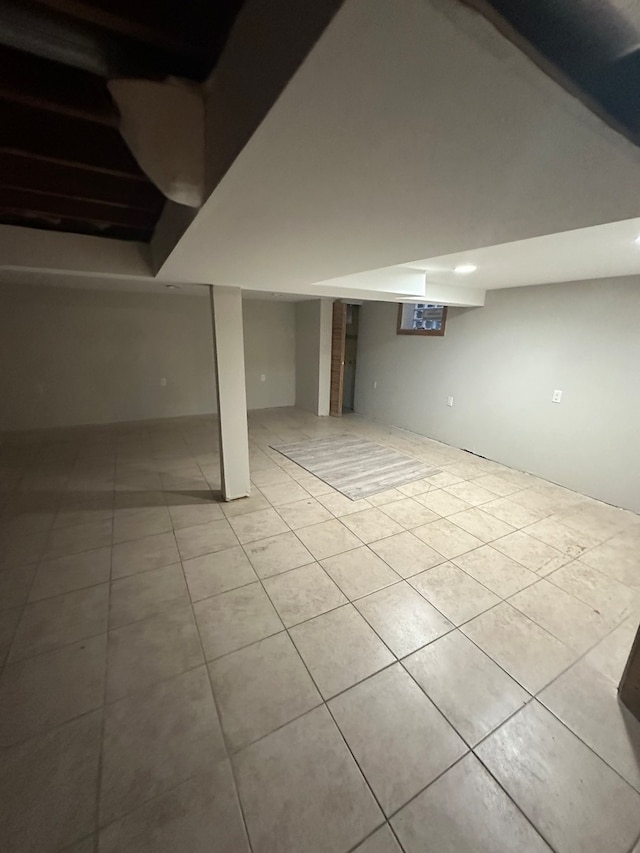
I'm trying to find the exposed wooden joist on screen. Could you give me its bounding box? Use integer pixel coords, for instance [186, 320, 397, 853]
[0, 211, 152, 242]
[0, 45, 118, 125]
[1, 187, 156, 230]
[2, 102, 143, 176]
[0, 151, 163, 211]
[31, 0, 189, 55]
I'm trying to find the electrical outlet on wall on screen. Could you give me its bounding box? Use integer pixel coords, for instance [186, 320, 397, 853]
[260, 374, 266, 382]
[372, 380, 378, 389]
[552, 389, 562, 403]
[160, 378, 167, 387]
[447, 396, 454, 407]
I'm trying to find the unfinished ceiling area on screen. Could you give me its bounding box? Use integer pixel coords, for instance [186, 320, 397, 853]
[0, 0, 244, 241]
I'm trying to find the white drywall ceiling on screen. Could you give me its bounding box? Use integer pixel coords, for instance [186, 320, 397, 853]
[156, 0, 640, 302]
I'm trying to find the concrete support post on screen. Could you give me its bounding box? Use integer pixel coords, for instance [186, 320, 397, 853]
[210, 286, 251, 501]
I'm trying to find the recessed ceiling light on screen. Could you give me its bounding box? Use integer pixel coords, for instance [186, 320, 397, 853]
[453, 263, 477, 274]
[165, 284, 181, 290]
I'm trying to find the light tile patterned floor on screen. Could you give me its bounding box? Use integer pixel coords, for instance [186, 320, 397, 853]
[0, 407, 639, 852]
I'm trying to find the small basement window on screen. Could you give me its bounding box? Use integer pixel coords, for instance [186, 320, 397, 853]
[397, 303, 447, 336]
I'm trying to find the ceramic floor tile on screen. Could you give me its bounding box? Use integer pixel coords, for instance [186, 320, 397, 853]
[481, 497, 546, 529]
[420, 470, 464, 489]
[472, 474, 526, 497]
[0, 710, 102, 853]
[316, 492, 373, 517]
[9, 583, 109, 662]
[415, 489, 472, 517]
[100, 667, 225, 825]
[580, 537, 640, 588]
[367, 488, 406, 507]
[259, 481, 310, 506]
[548, 559, 637, 623]
[477, 701, 640, 853]
[29, 546, 111, 602]
[585, 617, 639, 684]
[492, 530, 568, 573]
[234, 705, 382, 853]
[353, 826, 403, 853]
[321, 546, 401, 600]
[111, 531, 179, 580]
[397, 477, 439, 497]
[108, 563, 187, 627]
[221, 493, 270, 519]
[106, 599, 203, 701]
[0, 634, 106, 747]
[295, 518, 362, 560]
[263, 562, 346, 626]
[290, 604, 394, 698]
[174, 519, 238, 560]
[183, 546, 257, 601]
[524, 518, 601, 557]
[43, 518, 113, 560]
[443, 482, 496, 507]
[0, 562, 37, 610]
[250, 467, 294, 487]
[404, 630, 528, 745]
[64, 835, 96, 853]
[509, 579, 614, 652]
[461, 602, 576, 694]
[412, 519, 483, 559]
[392, 753, 551, 853]
[244, 531, 314, 579]
[209, 632, 321, 751]
[452, 545, 538, 598]
[98, 762, 249, 853]
[540, 658, 640, 792]
[167, 500, 225, 531]
[227, 508, 288, 544]
[0, 606, 22, 666]
[113, 506, 172, 544]
[447, 508, 515, 543]
[379, 498, 439, 530]
[295, 476, 335, 497]
[329, 664, 466, 815]
[342, 508, 405, 544]
[409, 562, 500, 625]
[275, 497, 333, 530]
[194, 582, 283, 660]
[355, 582, 453, 657]
[369, 531, 445, 578]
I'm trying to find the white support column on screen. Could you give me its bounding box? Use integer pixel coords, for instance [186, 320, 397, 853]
[210, 286, 251, 501]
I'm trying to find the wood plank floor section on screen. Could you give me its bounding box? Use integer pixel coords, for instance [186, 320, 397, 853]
[271, 435, 440, 499]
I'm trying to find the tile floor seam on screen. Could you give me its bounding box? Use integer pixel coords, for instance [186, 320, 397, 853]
[93, 456, 115, 847]
[470, 730, 561, 853]
[182, 554, 256, 853]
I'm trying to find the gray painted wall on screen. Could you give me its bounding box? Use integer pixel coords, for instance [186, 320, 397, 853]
[0, 284, 296, 430]
[354, 277, 640, 512]
[295, 299, 332, 415]
[295, 301, 322, 413]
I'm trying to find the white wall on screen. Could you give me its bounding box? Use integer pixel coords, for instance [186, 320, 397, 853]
[295, 299, 332, 415]
[0, 284, 296, 430]
[354, 278, 640, 513]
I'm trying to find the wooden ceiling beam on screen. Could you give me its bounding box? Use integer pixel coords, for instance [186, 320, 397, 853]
[0, 211, 152, 242]
[2, 102, 143, 176]
[0, 45, 118, 125]
[0, 151, 163, 211]
[1, 187, 156, 230]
